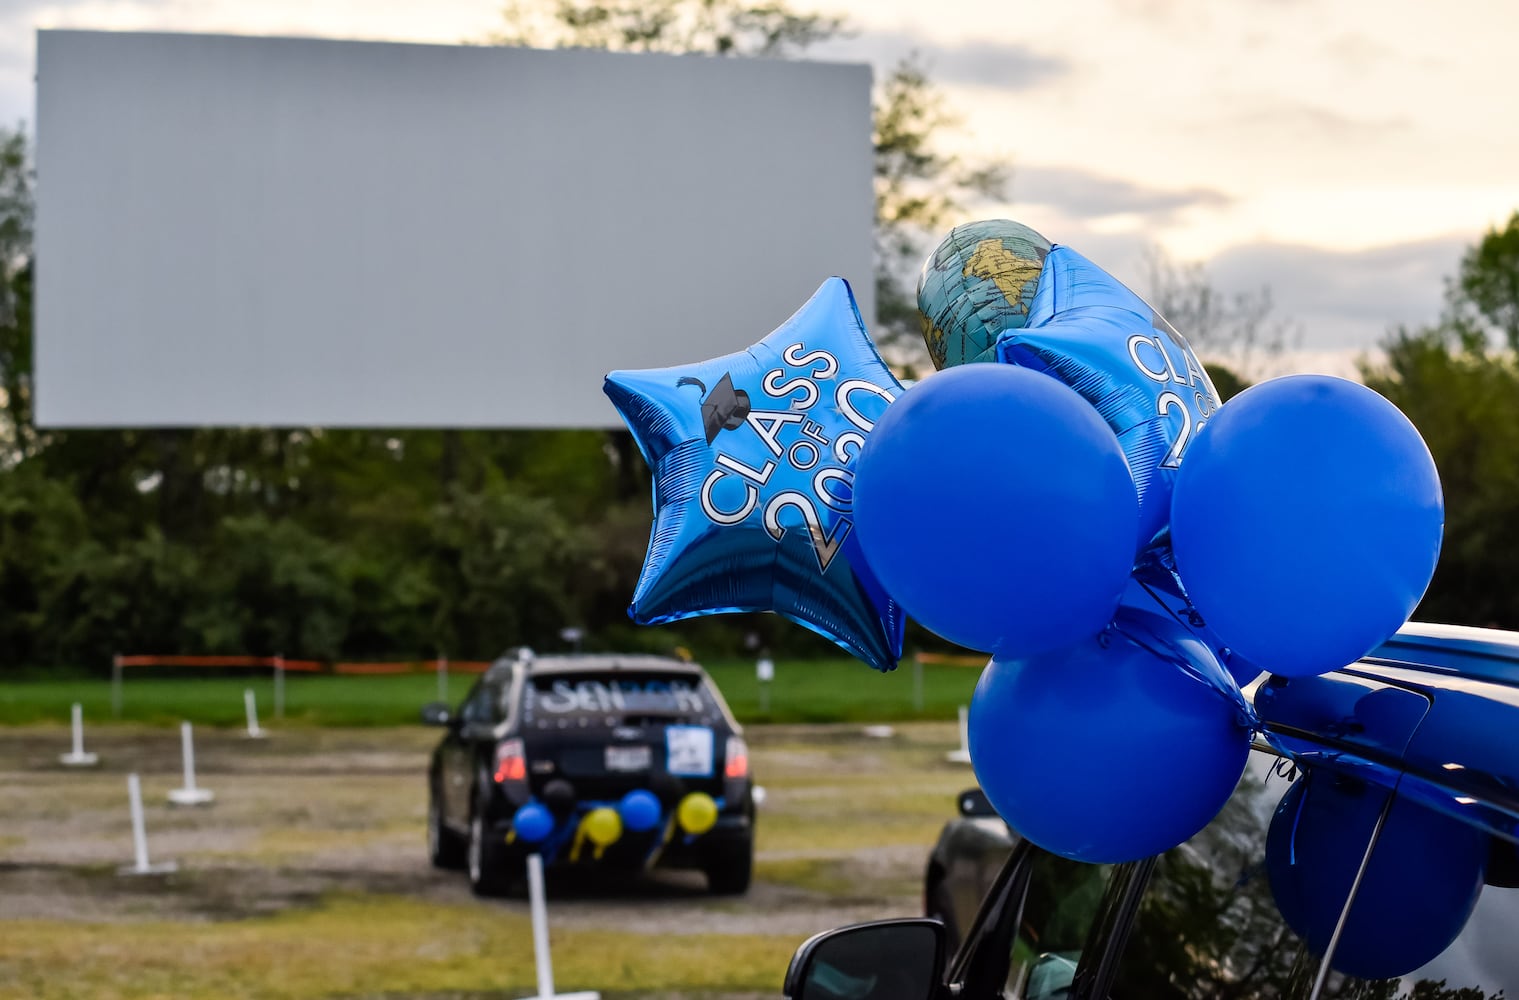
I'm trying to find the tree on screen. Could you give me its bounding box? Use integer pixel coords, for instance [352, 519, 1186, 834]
[872, 56, 1006, 375]
[493, 0, 1007, 378]
[493, 0, 842, 55]
[0, 127, 33, 458]
[1361, 212, 1519, 630]
[1452, 209, 1519, 352]
[1143, 246, 1300, 388]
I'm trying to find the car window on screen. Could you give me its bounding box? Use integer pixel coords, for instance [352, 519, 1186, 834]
[1005, 852, 1114, 1000]
[520, 670, 723, 728]
[1314, 834, 1519, 999]
[1107, 748, 1365, 999]
[459, 680, 500, 725]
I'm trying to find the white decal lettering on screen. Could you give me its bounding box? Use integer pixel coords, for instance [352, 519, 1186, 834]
[764, 490, 851, 573]
[836, 380, 896, 432]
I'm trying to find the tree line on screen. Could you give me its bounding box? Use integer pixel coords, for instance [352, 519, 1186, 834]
[0, 0, 1515, 671]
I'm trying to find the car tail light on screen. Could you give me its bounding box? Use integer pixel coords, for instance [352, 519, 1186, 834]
[494, 739, 527, 785]
[724, 736, 749, 779]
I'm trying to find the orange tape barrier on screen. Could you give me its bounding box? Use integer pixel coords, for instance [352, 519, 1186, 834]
[332, 661, 417, 675]
[118, 655, 276, 668]
[913, 651, 988, 668]
[117, 655, 493, 675]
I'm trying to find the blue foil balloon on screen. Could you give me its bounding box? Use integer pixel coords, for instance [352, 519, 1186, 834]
[513, 802, 555, 844]
[918, 219, 1219, 551]
[618, 789, 662, 833]
[1170, 375, 1443, 677]
[604, 278, 906, 672]
[968, 608, 1253, 863]
[1265, 772, 1486, 979]
[853, 363, 1138, 656]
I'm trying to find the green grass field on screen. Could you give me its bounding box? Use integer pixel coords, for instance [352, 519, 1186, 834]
[0, 656, 984, 727]
[0, 721, 972, 999]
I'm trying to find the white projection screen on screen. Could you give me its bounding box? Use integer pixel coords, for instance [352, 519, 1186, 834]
[34, 30, 874, 428]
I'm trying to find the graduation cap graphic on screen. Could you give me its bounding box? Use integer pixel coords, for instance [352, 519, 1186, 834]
[677, 373, 751, 444]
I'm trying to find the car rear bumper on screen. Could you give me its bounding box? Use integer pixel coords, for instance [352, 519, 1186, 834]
[485, 810, 752, 871]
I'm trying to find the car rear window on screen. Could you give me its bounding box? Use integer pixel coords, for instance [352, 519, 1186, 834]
[520, 670, 721, 726]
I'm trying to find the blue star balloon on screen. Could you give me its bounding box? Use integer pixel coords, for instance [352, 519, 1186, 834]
[603, 278, 907, 672]
[918, 220, 1220, 552]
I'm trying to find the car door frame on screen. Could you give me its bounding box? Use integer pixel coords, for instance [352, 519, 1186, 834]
[441, 674, 507, 829]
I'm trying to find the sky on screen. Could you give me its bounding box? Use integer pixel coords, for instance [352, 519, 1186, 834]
[4, 0, 1517, 376]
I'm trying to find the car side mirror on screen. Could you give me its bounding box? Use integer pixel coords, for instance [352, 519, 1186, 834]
[958, 787, 997, 818]
[784, 918, 944, 1000]
[420, 702, 453, 727]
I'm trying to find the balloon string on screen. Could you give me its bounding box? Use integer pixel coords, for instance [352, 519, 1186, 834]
[1113, 621, 1258, 731]
[568, 825, 586, 863]
[1288, 770, 1311, 866]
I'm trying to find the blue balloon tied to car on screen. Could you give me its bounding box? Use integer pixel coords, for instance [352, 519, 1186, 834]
[1265, 770, 1487, 979]
[618, 789, 662, 834]
[852, 363, 1138, 657]
[1170, 374, 1444, 678]
[967, 607, 1254, 864]
[512, 802, 555, 844]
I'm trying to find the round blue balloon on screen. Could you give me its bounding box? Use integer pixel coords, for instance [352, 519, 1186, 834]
[618, 789, 662, 833]
[1266, 773, 1486, 979]
[853, 364, 1138, 656]
[1171, 375, 1443, 677]
[968, 609, 1252, 863]
[512, 803, 555, 844]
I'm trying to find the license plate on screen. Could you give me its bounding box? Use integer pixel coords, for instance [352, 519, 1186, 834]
[605, 745, 651, 772]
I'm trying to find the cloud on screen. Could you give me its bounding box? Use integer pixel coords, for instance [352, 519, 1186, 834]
[1195, 100, 1413, 142]
[1011, 165, 1233, 222]
[1322, 31, 1395, 72]
[1206, 236, 1466, 350]
[950, 213, 1462, 354]
[812, 31, 1070, 92]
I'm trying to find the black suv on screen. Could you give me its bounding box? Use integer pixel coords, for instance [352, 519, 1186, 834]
[423, 651, 754, 896]
[785, 622, 1519, 999]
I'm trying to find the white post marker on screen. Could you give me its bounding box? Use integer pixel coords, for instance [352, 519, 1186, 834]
[59, 702, 99, 766]
[111, 652, 123, 718]
[243, 688, 267, 739]
[517, 852, 599, 1000]
[437, 651, 449, 703]
[273, 653, 286, 720]
[756, 654, 774, 713]
[167, 721, 215, 805]
[119, 773, 177, 875]
[946, 705, 973, 764]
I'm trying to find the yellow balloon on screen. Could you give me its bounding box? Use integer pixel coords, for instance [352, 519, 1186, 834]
[582, 807, 623, 848]
[677, 792, 718, 835]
